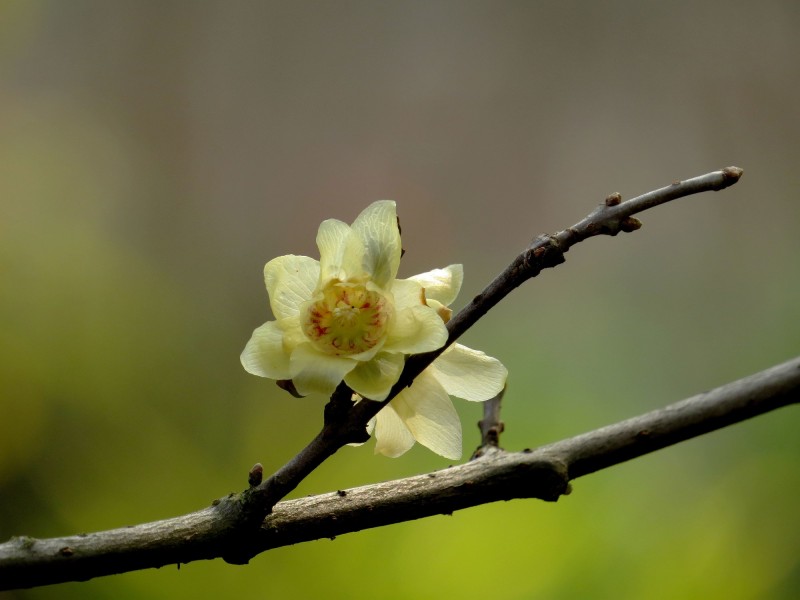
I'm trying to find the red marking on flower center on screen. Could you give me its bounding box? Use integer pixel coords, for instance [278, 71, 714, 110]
[302, 281, 391, 356]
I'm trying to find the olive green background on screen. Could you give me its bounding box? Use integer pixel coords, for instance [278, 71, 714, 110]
[1, 1, 798, 598]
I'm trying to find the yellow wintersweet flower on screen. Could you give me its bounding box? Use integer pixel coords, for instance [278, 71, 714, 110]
[365, 265, 508, 460]
[241, 200, 449, 400]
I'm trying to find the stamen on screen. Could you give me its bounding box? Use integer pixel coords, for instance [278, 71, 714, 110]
[302, 281, 391, 356]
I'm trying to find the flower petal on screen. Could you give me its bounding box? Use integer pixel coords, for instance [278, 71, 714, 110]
[409, 264, 463, 306]
[316, 218, 363, 282]
[430, 343, 507, 401]
[275, 314, 306, 350]
[290, 343, 356, 396]
[351, 200, 401, 288]
[373, 403, 416, 458]
[264, 255, 320, 321]
[345, 352, 405, 401]
[389, 278, 425, 311]
[392, 372, 462, 459]
[240, 321, 292, 379]
[384, 304, 448, 354]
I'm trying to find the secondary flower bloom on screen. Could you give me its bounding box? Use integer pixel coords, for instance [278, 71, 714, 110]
[241, 200, 449, 400]
[365, 265, 508, 460]
[241, 200, 507, 460]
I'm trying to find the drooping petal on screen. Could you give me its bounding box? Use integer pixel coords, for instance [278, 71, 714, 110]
[345, 352, 405, 401]
[289, 343, 356, 397]
[373, 403, 416, 458]
[409, 264, 463, 306]
[383, 304, 448, 354]
[392, 371, 462, 460]
[240, 321, 292, 380]
[430, 343, 507, 401]
[316, 218, 363, 282]
[264, 255, 320, 321]
[351, 200, 401, 288]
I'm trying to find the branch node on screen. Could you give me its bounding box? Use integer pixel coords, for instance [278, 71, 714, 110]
[324, 382, 357, 427]
[524, 235, 566, 275]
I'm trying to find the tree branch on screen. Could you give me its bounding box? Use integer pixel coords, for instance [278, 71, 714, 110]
[0, 167, 751, 589]
[239, 167, 745, 532]
[1, 355, 797, 590]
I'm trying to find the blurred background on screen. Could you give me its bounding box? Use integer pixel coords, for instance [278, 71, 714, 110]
[1, 1, 798, 598]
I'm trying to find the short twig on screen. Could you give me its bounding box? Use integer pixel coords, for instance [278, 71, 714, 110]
[472, 384, 506, 458]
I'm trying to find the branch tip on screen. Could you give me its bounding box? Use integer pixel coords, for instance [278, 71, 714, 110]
[721, 166, 743, 187]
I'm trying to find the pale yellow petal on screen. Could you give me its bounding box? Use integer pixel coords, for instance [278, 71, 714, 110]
[430, 343, 507, 401]
[389, 278, 426, 311]
[345, 352, 405, 401]
[276, 314, 306, 349]
[289, 343, 356, 396]
[408, 264, 463, 306]
[392, 371, 462, 460]
[240, 321, 292, 379]
[316, 218, 363, 281]
[383, 304, 448, 354]
[264, 255, 320, 321]
[373, 403, 416, 458]
[351, 200, 401, 288]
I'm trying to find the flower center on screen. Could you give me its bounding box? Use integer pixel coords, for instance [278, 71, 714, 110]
[302, 281, 391, 356]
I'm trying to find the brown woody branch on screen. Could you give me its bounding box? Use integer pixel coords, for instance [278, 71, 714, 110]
[0, 167, 751, 589]
[238, 166, 745, 532]
[2, 354, 797, 589]
[473, 384, 506, 457]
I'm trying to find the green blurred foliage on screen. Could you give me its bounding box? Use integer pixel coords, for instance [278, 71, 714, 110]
[1, 1, 798, 599]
